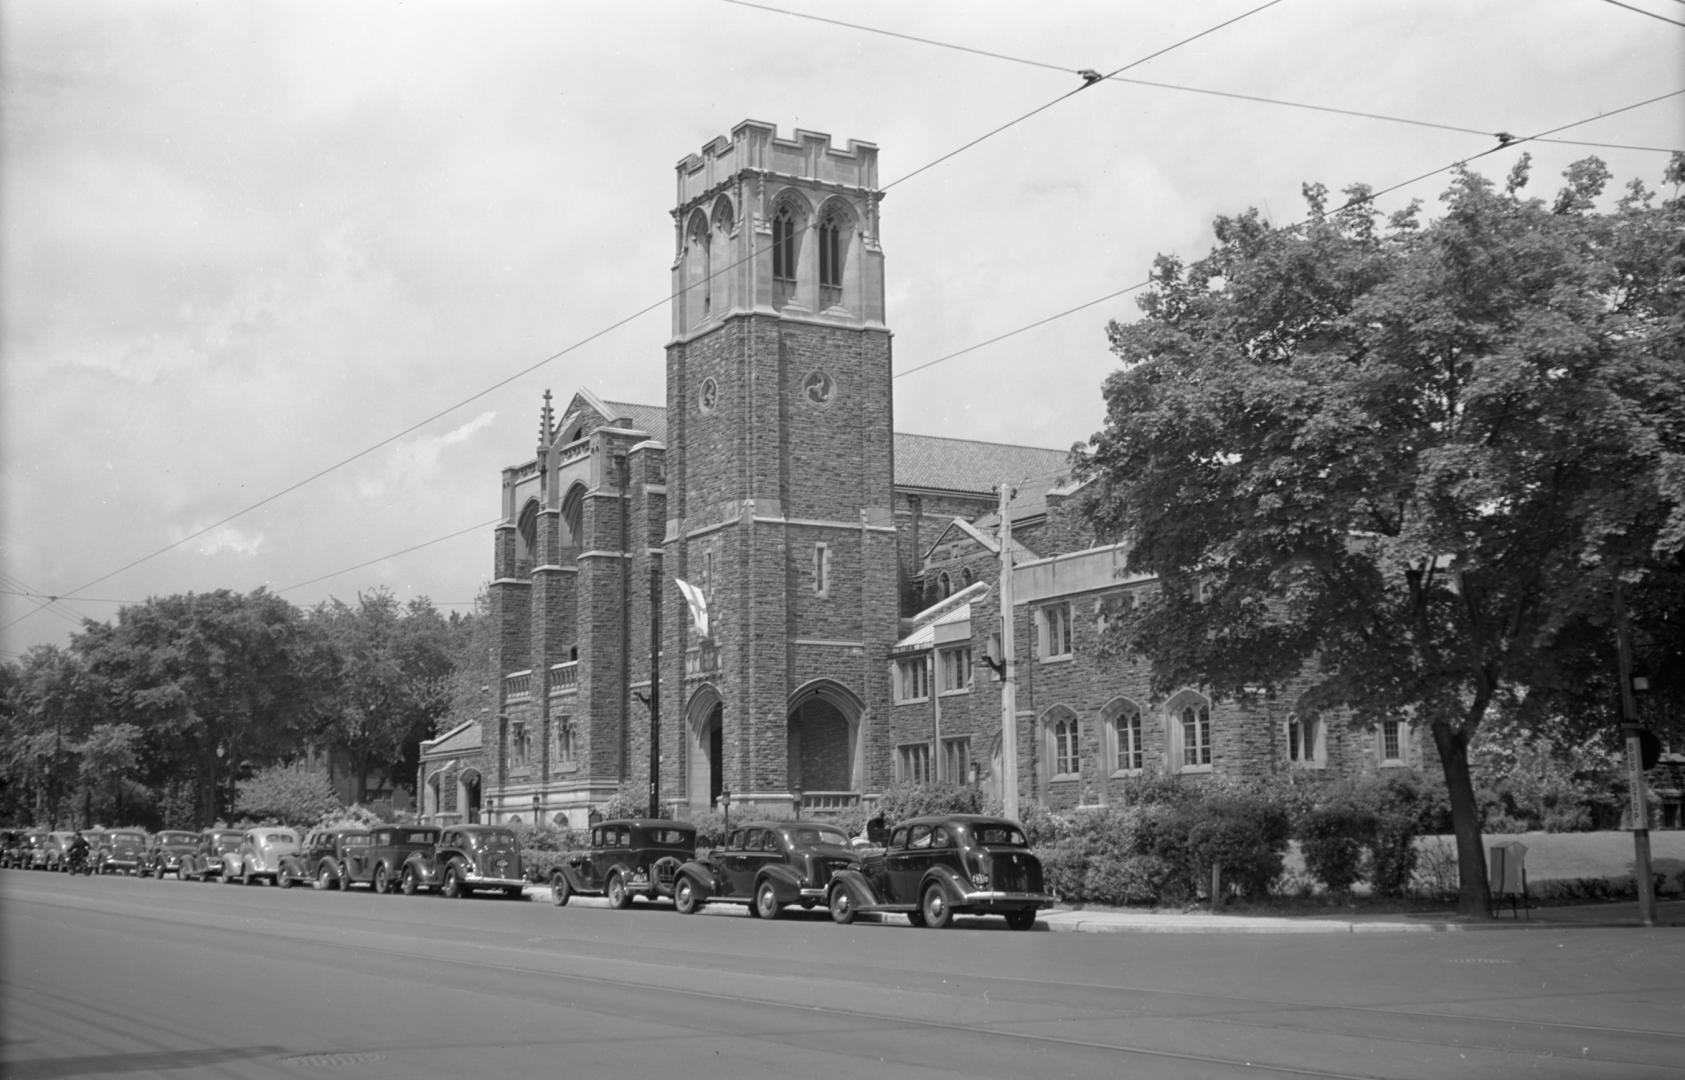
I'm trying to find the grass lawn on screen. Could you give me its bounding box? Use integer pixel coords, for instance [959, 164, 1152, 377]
[1432, 829, 1685, 891]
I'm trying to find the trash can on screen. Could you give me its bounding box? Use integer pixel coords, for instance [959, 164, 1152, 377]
[1487, 841, 1528, 919]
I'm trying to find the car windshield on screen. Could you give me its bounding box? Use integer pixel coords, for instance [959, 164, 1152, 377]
[968, 824, 1028, 847]
[159, 832, 197, 845]
[261, 833, 294, 845]
[791, 826, 850, 847]
[477, 830, 517, 847]
[400, 831, 437, 844]
[343, 835, 370, 847]
[214, 836, 242, 852]
[111, 833, 145, 845]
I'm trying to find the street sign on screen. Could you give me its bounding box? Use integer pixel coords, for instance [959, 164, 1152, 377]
[1624, 732, 1649, 831]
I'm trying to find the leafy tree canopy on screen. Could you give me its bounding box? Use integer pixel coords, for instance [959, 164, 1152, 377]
[1077, 155, 1685, 915]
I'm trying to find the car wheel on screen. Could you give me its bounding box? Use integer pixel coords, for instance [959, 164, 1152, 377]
[551, 872, 572, 907]
[921, 884, 952, 929]
[754, 881, 782, 921]
[401, 868, 418, 896]
[317, 865, 335, 891]
[442, 863, 464, 899]
[242, 864, 255, 887]
[1006, 909, 1037, 931]
[673, 875, 699, 915]
[278, 868, 294, 890]
[606, 873, 631, 910]
[373, 864, 390, 895]
[829, 886, 857, 925]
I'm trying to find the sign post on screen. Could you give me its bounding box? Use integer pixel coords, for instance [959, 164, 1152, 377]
[1614, 583, 1656, 927]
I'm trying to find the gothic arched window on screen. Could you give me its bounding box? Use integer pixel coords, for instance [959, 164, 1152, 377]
[772, 203, 797, 283]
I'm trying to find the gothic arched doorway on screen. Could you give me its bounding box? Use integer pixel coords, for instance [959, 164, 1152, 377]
[685, 686, 724, 815]
[786, 679, 864, 814]
[458, 769, 482, 824]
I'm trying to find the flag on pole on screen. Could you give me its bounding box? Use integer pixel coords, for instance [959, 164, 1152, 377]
[674, 578, 710, 639]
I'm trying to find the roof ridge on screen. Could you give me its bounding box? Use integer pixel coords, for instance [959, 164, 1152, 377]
[896, 431, 1067, 454]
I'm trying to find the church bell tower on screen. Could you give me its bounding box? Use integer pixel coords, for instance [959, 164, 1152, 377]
[662, 120, 896, 818]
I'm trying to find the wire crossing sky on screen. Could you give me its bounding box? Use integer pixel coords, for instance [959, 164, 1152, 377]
[3, 0, 1680, 660]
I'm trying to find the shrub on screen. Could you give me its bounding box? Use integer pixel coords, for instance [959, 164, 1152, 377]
[1298, 805, 1374, 895]
[597, 781, 669, 821]
[1011, 801, 1066, 847]
[513, 822, 573, 852]
[233, 763, 341, 826]
[1185, 793, 1290, 899]
[874, 782, 987, 827]
[523, 850, 569, 882]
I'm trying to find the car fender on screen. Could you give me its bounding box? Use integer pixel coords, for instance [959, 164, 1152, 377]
[828, 867, 880, 908]
[674, 859, 721, 900]
[921, 865, 970, 906]
[756, 863, 804, 905]
[278, 855, 305, 879]
[402, 852, 440, 883]
[552, 860, 590, 892]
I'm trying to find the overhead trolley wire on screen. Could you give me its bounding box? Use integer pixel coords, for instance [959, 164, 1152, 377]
[1600, 0, 1685, 27]
[7, 5, 1278, 631]
[722, 0, 1683, 155]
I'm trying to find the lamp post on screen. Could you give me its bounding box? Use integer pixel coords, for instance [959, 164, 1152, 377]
[720, 788, 731, 833]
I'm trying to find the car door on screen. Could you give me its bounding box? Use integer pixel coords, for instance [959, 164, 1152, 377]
[884, 824, 934, 904]
[574, 827, 604, 891]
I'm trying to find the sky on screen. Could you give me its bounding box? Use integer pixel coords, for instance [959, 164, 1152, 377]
[2, 0, 1681, 661]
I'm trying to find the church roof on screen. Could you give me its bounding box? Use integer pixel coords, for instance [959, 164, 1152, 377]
[563, 398, 1072, 502]
[893, 432, 1070, 497]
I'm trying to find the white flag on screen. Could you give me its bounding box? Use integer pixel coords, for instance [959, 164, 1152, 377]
[674, 578, 710, 639]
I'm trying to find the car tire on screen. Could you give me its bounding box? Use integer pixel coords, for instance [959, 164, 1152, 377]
[606, 873, 631, 910]
[920, 884, 952, 929]
[442, 863, 464, 899]
[317, 865, 334, 891]
[754, 881, 782, 921]
[829, 886, 857, 925]
[278, 868, 294, 890]
[373, 864, 390, 895]
[1006, 909, 1037, 931]
[673, 875, 699, 915]
[242, 865, 255, 887]
[401, 868, 419, 896]
[551, 872, 571, 907]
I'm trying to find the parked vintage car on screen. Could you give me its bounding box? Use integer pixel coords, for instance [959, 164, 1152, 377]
[143, 831, 200, 879]
[94, 829, 148, 875]
[277, 826, 370, 891]
[43, 831, 77, 872]
[23, 830, 52, 870]
[223, 827, 300, 886]
[400, 824, 525, 899]
[671, 820, 859, 919]
[179, 828, 246, 882]
[0, 829, 23, 868]
[359, 825, 440, 894]
[549, 818, 696, 909]
[826, 815, 1054, 930]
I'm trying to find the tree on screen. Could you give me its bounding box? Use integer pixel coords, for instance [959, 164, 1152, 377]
[2, 644, 104, 826]
[75, 589, 317, 825]
[1078, 155, 1685, 916]
[305, 590, 456, 804]
[233, 762, 341, 826]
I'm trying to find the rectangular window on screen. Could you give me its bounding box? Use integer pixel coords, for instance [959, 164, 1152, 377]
[1052, 719, 1080, 778]
[942, 737, 970, 785]
[1179, 704, 1212, 769]
[1037, 604, 1073, 659]
[1287, 713, 1325, 768]
[813, 543, 830, 597]
[893, 657, 930, 703]
[1381, 719, 1403, 764]
[938, 646, 972, 694]
[1112, 710, 1143, 774]
[896, 742, 934, 784]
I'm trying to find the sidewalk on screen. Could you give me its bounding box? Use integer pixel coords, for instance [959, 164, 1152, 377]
[527, 885, 1684, 933]
[1038, 898, 1685, 934]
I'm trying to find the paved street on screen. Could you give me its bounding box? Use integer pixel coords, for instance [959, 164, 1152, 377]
[4, 870, 1683, 1079]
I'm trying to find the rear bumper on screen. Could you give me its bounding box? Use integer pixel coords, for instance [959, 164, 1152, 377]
[464, 875, 526, 889]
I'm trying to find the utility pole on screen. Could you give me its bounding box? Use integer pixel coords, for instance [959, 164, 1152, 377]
[1614, 582, 1657, 927]
[648, 560, 662, 819]
[996, 483, 1019, 820]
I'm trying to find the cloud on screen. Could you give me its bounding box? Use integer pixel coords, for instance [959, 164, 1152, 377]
[189, 526, 265, 558]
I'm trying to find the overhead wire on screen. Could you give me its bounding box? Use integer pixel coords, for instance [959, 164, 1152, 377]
[719, 0, 1683, 155]
[1600, 0, 1685, 27]
[7, 4, 1281, 631]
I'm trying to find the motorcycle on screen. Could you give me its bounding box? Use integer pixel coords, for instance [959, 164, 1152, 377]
[65, 848, 93, 876]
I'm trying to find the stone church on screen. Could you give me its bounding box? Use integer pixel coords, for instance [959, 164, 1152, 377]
[418, 121, 1424, 828]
